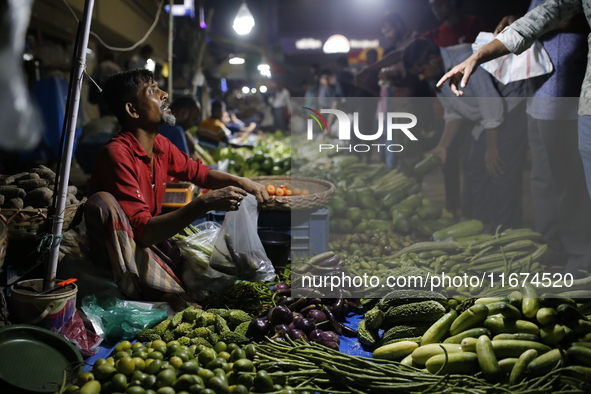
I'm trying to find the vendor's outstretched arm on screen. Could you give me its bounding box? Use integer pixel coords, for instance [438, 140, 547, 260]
[436, 40, 510, 96]
[139, 171, 269, 247]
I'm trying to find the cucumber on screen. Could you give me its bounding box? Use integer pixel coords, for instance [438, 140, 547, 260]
[557, 303, 588, 322]
[562, 365, 591, 382]
[425, 352, 479, 375]
[527, 348, 563, 377]
[486, 302, 522, 319]
[373, 341, 419, 360]
[498, 358, 518, 376]
[509, 349, 538, 385]
[536, 307, 558, 326]
[433, 220, 484, 241]
[476, 335, 501, 383]
[475, 297, 509, 305]
[522, 283, 540, 319]
[491, 340, 551, 359]
[421, 309, 458, 345]
[567, 345, 591, 367]
[443, 328, 491, 344]
[411, 343, 462, 366]
[539, 324, 565, 346]
[414, 155, 442, 177]
[450, 304, 489, 336]
[460, 337, 478, 352]
[484, 317, 540, 336]
[492, 333, 540, 342]
[568, 319, 591, 335]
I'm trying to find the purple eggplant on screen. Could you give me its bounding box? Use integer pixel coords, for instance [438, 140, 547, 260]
[320, 330, 340, 345]
[278, 297, 295, 307]
[274, 324, 292, 338]
[289, 329, 308, 342]
[314, 253, 341, 267]
[300, 304, 318, 315]
[306, 309, 328, 325]
[293, 317, 315, 335]
[308, 329, 324, 342]
[274, 282, 290, 292]
[246, 318, 270, 341]
[332, 297, 347, 313]
[321, 305, 342, 336]
[286, 298, 308, 312]
[338, 322, 358, 338]
[267, 306, 293, 326]
[307, 298, 322, 306]
[318, 339, 340, 350]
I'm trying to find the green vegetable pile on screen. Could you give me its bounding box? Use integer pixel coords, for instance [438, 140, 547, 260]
[136, 306, 252, 347]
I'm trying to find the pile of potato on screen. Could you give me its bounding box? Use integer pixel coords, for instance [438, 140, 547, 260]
[0, 165, 79, 209]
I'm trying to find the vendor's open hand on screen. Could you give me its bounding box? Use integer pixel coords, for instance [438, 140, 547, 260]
[202, 186, 247, 211]
[485, 146, 504, 177]
[236, 178, 270, 203]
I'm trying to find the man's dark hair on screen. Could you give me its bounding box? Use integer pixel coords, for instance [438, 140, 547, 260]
[319, 68, 334, 78]
[170, 95, 199, 113]
[403, 38, 441, 71]
[102, 69, 154, 125]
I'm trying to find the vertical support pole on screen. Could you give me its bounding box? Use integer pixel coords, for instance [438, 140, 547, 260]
[44, 0, 95, 290]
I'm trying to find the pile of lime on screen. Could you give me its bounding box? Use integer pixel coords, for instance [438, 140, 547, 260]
[66, 339, 295, 394]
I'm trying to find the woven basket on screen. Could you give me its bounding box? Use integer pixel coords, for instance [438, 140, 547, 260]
[250, 176, 335, 211]
[0, 198, 86, 240]
[0, 220, 7, 268]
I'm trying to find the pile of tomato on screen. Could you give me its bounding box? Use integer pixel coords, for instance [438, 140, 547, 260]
[265, 185, 309, 197]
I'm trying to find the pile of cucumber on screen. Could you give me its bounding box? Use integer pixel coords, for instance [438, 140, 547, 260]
[371, 284, 591, 386]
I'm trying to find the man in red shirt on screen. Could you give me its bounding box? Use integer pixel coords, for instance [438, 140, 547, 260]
[84, 69, 268, 307]
[421, 0, 486, 47]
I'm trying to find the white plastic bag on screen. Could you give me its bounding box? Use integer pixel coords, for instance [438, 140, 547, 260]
[176, 221, 236, 301]
[210, 194, 276, 282]
[472, 32, 553, 84]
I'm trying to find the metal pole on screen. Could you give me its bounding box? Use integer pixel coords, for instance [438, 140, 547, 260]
[168, 0, 173, 100]
[44, 0, 95, 291]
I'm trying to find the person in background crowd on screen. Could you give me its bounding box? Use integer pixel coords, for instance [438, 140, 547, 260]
[317, 69, 345, 140]
[127, 44, 153, 70]
[223, 109, 257, 137]
[84, 69, 268, 309]
[422, 0, 487, 220]
[197, 100, 233, 153]
[160, 95, 201, 160]
[302, 79, 316, 109]
[490, 1, 591, 273]
[268, 80, 291, 133]
[89, 52, 121, 117]
[404, 38, 527, 231]
[355, 12, 420, 97]
[336, 56, 356, 98]
[422, 0, 487, 47]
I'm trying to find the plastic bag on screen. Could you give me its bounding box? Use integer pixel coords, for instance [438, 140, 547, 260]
[81, 295, 168, 343]
[177, 221, 236, 302]
[58, 311, 103, 357]
[209, 194, 276, 282]
[174, 221, 220, 275]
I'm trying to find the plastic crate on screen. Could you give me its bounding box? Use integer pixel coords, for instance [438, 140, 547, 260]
[258, 208, 329, 258]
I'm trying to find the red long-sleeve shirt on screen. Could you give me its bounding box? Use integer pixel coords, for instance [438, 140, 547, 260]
[89, 131, 210, 242]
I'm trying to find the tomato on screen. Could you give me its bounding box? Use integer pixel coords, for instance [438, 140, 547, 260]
[266, 184, 276, 195]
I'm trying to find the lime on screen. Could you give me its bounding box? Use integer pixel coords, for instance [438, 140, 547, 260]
[111, 373, 128, 392]
[198, 348, 217, 366]
[115, 341, 132, 353]
[155, 369, 177, 389]
[213, 341, 227, 354]
[79, 380, 101, 394]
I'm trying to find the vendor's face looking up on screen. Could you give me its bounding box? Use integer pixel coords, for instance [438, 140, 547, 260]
[126, 78, 176, 128]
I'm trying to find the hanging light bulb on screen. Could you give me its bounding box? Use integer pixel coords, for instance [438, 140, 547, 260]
[233, 1, 255, 35]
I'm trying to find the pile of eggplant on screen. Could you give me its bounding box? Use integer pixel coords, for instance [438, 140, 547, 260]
[246, 282, 359, 350]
